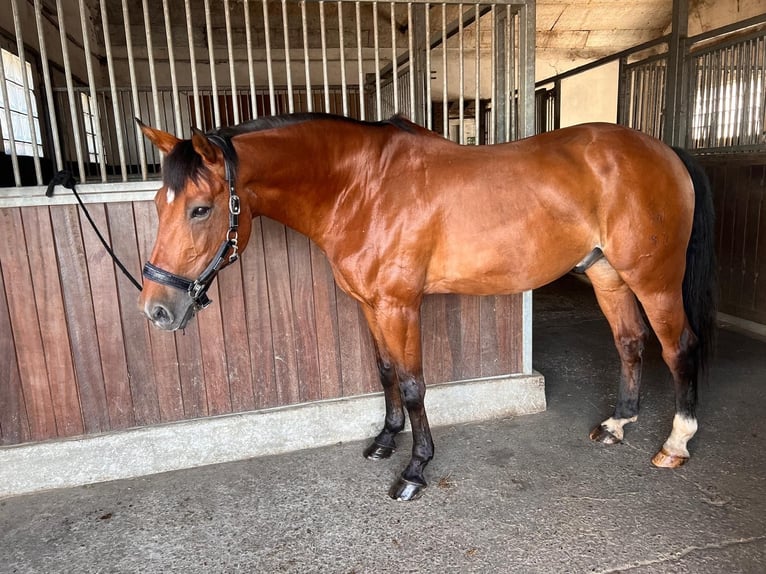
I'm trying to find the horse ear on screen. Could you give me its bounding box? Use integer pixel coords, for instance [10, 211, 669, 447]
[136, 118, 180, 154]
[191, 127, 220, 166]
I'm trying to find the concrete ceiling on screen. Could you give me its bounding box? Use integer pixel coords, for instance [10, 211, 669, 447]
[535, 0, 764, 78]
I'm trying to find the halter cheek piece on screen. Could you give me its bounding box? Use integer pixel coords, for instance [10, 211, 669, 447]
[142, 134, 240, 310]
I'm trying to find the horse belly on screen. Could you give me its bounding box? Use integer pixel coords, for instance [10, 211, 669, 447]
[424, 234, 586, 296]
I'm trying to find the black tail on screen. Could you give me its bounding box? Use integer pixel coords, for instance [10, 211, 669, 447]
[672, 147, 717, 374]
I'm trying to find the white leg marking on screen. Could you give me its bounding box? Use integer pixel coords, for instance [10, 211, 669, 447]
[166, 188, 175, 204]
[601, 415, 638, 441]
[662, 413, 698, 458]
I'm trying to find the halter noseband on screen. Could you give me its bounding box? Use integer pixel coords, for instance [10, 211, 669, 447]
[142, 134, 240, 311]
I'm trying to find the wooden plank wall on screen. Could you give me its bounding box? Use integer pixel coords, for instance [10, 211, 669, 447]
[0, 201, 524, 446]
[699, 154, 766, 324]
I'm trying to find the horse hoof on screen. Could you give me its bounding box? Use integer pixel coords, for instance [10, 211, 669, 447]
[651, 448, 689, 468]
[589, 424, 621, 445]
[364, 442, 395, 460]
[388, 477, 426, 501]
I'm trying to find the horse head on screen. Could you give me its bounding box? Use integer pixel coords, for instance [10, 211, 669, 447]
[137, 121, 252, 330]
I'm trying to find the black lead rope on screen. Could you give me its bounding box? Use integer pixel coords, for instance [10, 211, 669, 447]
[46, 170, 144, 292]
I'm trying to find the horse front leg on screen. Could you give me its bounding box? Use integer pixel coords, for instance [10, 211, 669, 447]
[363, 343, 405, 460]
[363, 301, 434, 501]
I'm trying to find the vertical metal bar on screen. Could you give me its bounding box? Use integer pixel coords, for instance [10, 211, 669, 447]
[506, 5, 512, 140]
[338, 1, 348, 116]
[99, 0, 128, 181]
[458, 4, 464, 143]
[281, 0, 294, 113]
[121, 0, 147, 179]
[204, 0, 220, 127]
[373, 1, 382, 120]
[355, 1, 365, 120]
[77, 0, 105, 180]
[441, 3, 448, 137]
[141, 0, 162, 130]
[245, 0, 258, 119]
[0, 48, 20, 185]
[56, 0, 85, 181]
[34, 0, 63, 171]
[390, 2, 398, 115]
[489, 5, 496, 143]
[425, 2, 432, 130]
[11, 0, 42, 183]
[184, 0, 201, 127]
[161, 0, 183, 133]
[319, 1, 330, 112]
[408, 2, 416, 119]
[663, 0, 688, 146]
[519, 0, 535, 375]
[263, 0, 277, 114]
[224, 0, 240, 124]
[301, 1, 313, 113]
[474, 3, 480, 145]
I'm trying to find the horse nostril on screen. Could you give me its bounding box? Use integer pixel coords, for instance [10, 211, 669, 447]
[150, 304, 173, 326]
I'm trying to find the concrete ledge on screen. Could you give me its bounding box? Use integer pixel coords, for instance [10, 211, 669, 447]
[0, 372, 545, 498]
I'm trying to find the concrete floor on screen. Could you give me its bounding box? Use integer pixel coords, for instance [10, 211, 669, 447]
[1, 275, 764, 573]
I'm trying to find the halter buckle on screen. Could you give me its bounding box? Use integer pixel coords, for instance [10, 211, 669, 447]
[229, 195, 241, 216]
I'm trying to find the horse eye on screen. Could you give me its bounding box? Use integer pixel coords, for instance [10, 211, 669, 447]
[190, 206, 211, 219]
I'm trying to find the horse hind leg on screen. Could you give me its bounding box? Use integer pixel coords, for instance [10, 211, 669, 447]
[640, 297, 700, 468]
[585, 260, 649, 445]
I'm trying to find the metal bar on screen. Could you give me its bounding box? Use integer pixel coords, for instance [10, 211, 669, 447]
[390, 2, 398, 115]
[263, 0, 277, 114]
[56, 0, 85, 182]
[301, 1, 313, 112]
[33, 0, 63, 172]
[282, 0, 294, 113]
[373, 1, 382, 119]
[245, 0, 259, 118]
[100, 0, 128, 181]
[425, 2, 432, 130]
[490, 5, 496, 143]
[79, 0, 107, 181]
[11, 0, 42, 184]
[0, 46, 20, 185]
[408, 2, 415, 119]
[225, 0, 240, 124]
[458, 4, 464, 143]
[319, 1, 330, 112]
[355, 1, 365, 120]
[338, 1, 348, 116]
[184, 0, 201, 128]
[141, 0, 162, 130]
[505, 6, 517, 141]
[204, 0, 220, 127]
[441, 3, 448, 137]
[122, 0, 148, 180]
[474, 3, 480, 145]
[162, 0, 183, 133]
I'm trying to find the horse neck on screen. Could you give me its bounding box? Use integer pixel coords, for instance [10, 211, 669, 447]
[234, 123, 378, 243]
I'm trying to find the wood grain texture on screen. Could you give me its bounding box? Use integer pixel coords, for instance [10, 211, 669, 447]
[0, 208, 57, 440]
[0, 262, 29, 444]
[80, 203, 135, 430]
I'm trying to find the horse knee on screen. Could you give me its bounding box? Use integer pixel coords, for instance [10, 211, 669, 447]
[615, 330, 646, 364]
[398, 377, 425, 409]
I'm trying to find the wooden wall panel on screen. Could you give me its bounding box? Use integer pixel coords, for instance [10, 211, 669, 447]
[0, 263, 29, 445]
[0, 200, 525, 446]
[240, 219, 279, 409]
[107, 202, 161, 426]
[0, 208, 57, 440]
[699, 155, 766, 324]
[81, 204, 135, 430]
[24, 207, 85, 436]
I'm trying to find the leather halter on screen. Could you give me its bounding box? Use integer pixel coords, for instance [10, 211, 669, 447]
[142, 134, 240, 310]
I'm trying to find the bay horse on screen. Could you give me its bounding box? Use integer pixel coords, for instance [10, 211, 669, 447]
[138, 113, 716, 501]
